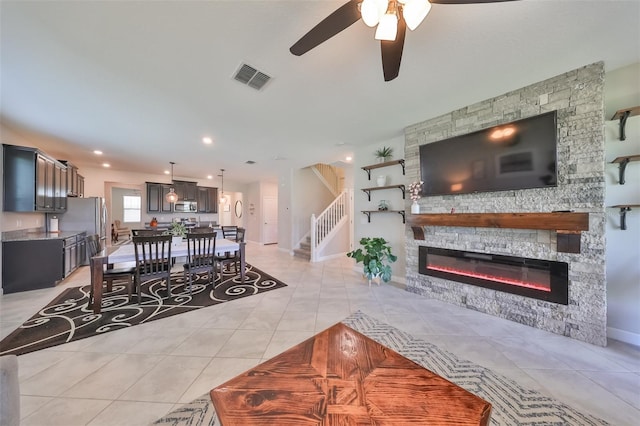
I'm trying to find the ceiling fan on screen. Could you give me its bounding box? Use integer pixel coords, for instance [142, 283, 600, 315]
[290, 0, 519, 82]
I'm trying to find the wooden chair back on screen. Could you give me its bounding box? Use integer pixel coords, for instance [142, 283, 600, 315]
[132, 229, 164, 236]
[185, 232, 217, 270]
[132, 234, 173, 294]
[86, 234, 102, 258]
[222, 225, 238, 240]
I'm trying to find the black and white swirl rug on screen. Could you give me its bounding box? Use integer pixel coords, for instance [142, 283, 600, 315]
[0, 264, 287, 356]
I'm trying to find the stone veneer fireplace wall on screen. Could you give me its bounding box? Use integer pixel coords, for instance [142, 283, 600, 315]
[404, 62, 607, 346]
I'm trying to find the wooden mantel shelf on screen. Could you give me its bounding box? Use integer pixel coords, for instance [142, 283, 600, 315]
[407, 212, 589, 231]
[407, 212, 589, 253]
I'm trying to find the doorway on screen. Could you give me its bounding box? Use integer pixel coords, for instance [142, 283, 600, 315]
[262, 196, 278, 244]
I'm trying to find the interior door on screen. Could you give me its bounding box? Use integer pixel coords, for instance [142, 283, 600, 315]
[262, 196, 278, 244]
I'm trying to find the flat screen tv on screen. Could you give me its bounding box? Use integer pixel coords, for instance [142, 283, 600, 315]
[419, 111, 558, 196]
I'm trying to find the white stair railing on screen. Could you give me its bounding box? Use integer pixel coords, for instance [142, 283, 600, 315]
[310, 190, 348, 262]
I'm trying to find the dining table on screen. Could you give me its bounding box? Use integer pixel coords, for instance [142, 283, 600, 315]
[89, 238, 245, 314]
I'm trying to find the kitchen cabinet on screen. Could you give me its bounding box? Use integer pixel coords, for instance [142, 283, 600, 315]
[146, 182, 173, 213]
[2, 239, 64, 293]
[197, 186, 219, 213]
[173, 180, 198, 201]
[77, 174, 85, 197]
[63, 232, 86, 277]
[3, 144, 67, 212]
[54, 162, 68, 211]
[1, 231, 87, 293]
[60, 161, 79, 196]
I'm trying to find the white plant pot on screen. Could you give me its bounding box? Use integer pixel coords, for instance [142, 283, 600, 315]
[411, 201, 420, 214]
[172, 236, 183, 246]
[376, 175, 387, 187]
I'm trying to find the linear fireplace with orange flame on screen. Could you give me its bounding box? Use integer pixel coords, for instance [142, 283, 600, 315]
[419, 246, 568, 305]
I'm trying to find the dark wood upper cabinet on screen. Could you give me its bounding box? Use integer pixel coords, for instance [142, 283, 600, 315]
[197, 186, 218, 213]
[147, 182, 173, 213]
[172, 180, 197, 201]
[3, 144, 66, 212]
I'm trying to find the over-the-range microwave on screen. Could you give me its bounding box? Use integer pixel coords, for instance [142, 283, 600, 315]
[174, 201, 197, 212]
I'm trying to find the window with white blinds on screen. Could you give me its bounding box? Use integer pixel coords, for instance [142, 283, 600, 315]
[123, 195, 141, 222]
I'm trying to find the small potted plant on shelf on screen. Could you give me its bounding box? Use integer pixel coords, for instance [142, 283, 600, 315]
[347, 237, 397, 286]
[164, 221, 187, 245]
[374, 146, 393, 163]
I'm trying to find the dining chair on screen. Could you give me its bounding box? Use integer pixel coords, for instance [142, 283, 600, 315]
[221, 225, 238, 240]
[86, 234, 136, 305]
[190, 226, 214, 234]
[183, 231, 217, 294]
[216, 227, 245, 275]
[132, 229, 164, 236]
[132, 234, 173, 302]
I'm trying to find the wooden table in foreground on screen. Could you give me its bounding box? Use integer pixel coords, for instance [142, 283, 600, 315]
[210, 323, 491, 425]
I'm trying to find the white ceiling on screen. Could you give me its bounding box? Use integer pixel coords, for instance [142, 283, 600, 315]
[1, 0, 639, 184]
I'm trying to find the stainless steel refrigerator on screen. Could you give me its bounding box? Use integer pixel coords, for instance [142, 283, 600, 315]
[56, 197, 107, 264]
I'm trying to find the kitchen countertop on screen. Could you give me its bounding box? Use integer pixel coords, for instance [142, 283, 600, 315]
[2, 230, 87, 242]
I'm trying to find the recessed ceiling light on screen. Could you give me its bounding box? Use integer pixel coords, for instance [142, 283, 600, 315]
[207, 175, 213, 179]
[164, 170, 170, 175]
[346, 156, 352, 162]
[273, 156, 286, 161]
[203, 137, 213, 144]
[93, 150, 103, 155]
[102, 163, 110, 168]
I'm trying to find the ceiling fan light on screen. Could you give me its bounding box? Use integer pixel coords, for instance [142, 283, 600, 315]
[375, 12, 398, 41]
[403, 0, 431, 31]
[361, 0, 380, 27]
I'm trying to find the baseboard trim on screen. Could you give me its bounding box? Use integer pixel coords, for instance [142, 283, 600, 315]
[607, 326, 640, 347]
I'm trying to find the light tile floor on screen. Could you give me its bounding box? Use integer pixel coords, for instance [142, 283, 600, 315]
[1, 243, 638, 425]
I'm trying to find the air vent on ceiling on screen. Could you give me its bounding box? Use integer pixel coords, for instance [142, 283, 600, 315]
[233, 63, 271, 90]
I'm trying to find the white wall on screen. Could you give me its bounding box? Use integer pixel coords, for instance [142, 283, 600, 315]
[292, 167, 335, 247]
[243, 181, 277, 244]
[604, 62, 640, 345]
[352, 136, 407, 283]
[278, 169, 294, 252]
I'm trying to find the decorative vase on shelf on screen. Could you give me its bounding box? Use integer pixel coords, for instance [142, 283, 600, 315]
[411, 201, 420, 214]
[376, 175, 387, 187]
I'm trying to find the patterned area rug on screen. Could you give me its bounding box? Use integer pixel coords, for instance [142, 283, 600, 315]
[0, 264, 287, 356]
[153, 311, 609, 426]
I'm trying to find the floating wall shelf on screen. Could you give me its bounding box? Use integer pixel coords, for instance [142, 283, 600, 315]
[361, 184, 405, 201]
[611, 155, 640, 184]
[407, 212, 589, 253]
[611, 106, 640, 141]
[362, 210, 406, 224]
[361, 159, 405, 180]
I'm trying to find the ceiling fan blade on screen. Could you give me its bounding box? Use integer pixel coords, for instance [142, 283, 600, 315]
[430, 0, 519, 4]
[381, 15, 406, 82]
[290, 0, 361, 56]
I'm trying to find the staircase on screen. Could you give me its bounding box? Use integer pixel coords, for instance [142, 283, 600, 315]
[295, 163, 350, 262]
[293, 236, 311, 260]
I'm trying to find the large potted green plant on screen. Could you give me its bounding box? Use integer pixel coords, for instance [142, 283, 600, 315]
[347, 237, 397, 286]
